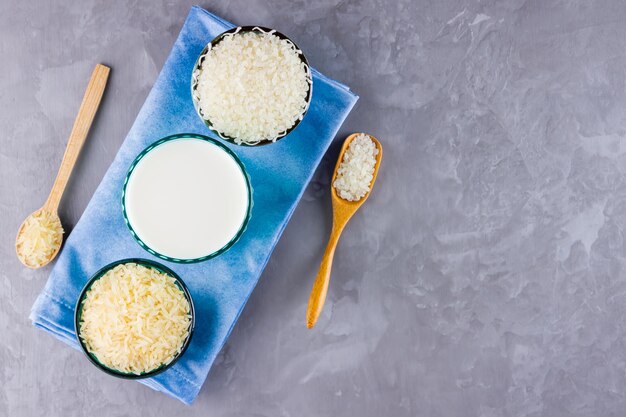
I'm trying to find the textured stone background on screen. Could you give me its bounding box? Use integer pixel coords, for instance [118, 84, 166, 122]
[3, 0, 626, 416]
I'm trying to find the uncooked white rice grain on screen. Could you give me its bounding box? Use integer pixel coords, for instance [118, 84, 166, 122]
[195, 30, 310, 145]
[333, 134, 379, 201]
[79, 263, 191, 375]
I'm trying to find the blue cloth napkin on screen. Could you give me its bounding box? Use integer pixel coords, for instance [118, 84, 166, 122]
[29, 6, 357, 404]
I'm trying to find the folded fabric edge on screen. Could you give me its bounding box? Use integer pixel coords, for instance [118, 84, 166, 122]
[206, 93, 360, 381]
[30, 291, 198, 404]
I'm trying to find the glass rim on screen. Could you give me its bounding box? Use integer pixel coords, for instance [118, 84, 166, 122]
[121, 133, 253, 263]
[74, 258, 196, 379]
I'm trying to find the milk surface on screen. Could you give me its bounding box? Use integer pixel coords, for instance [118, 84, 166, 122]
[125, 138, 249, 259]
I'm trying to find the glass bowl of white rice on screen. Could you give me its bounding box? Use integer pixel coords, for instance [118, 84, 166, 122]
[191, 26, 313, 146]
[74, 259, 195, 379]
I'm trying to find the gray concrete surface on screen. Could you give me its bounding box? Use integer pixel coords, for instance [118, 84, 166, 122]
[3, 0, 626, 416]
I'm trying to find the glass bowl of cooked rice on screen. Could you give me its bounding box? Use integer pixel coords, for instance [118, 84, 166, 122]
[74, 259, 195, 379]
[191, 26, 313, 146]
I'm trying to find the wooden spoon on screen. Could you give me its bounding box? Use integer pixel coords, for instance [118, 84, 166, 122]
[306, 133, 383, 328]
[16, 64, 110, 268]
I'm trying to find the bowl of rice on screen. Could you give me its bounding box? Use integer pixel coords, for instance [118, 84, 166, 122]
[191, 26, 313, 146]
[74, 259, 195, 379]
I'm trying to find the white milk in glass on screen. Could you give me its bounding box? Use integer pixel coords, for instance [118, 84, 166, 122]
[125, 138, 249, 259]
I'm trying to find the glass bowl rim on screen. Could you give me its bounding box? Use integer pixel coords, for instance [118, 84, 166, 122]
[74, 257, 196, 379]
[121, 133, 253, 263]
[190, 25, 314, 147]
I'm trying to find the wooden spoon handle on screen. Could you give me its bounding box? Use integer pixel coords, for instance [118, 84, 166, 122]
[43, 64, 110, 212]
[306, 225, 344, 328]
